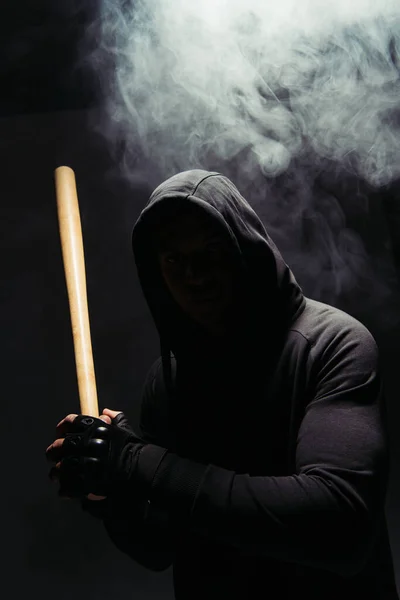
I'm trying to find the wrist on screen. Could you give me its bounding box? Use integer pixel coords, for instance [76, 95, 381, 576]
[136, 444, 169, 488]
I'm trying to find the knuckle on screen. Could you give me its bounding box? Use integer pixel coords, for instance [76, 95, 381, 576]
[95, 425, 109, 436]
[88, 437, 109, 458]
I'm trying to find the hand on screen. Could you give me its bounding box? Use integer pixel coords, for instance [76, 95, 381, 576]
[46, 408, 145, 500]
[85, 410, 124, 501]
[47, 410, 115, 496]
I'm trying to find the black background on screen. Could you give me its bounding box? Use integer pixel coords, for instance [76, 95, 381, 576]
[2, 2, 399, 598]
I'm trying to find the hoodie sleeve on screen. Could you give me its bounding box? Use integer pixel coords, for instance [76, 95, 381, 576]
[135, 325, 390, 578]
[83, 359, 175, 572]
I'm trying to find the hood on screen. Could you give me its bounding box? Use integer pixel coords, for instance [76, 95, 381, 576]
[132, 169, 306, 391]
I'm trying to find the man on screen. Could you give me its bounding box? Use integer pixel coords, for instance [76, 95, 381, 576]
[46, 169, 399, 599]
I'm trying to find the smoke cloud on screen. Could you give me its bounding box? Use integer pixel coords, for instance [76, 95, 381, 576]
[88, 0, 400, 328]
[93, 0, 400, 187]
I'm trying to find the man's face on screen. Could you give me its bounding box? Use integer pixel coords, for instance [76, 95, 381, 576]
[154, 211, 240, 335]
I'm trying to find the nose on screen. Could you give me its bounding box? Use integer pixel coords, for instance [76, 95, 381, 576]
[183, 255, 212, 287]
[184, 262, 208, 286]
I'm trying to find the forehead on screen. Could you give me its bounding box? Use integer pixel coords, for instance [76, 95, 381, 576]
[152, 209, 224, 249]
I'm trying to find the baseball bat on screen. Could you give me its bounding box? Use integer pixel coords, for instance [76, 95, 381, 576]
[55, 166, 99, 418]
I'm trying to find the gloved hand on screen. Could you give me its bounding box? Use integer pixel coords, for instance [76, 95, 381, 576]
[45, 409, 146, 499]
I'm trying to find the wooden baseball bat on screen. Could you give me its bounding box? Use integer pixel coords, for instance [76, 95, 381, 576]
[55, 166, 99, 418]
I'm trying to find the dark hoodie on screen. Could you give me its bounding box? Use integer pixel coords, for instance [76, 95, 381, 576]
[84, 170, 398, 599]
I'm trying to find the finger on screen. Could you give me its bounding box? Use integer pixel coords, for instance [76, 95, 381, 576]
[48, 462, 62, 481]
[102, 409, 123, 419]
[86, 493, 108, 501]
[45, 439, 65, 462]
[57, 458, 85, 498]
[56, 414, 78, 428]
[56, 414, 78, 436]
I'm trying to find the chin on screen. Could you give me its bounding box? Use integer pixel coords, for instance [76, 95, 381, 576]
[193, 312, 226, 333]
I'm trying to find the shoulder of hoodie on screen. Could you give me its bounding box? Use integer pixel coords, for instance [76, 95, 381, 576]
[143, 299, 379, 398]
[288, 297, 379, 370]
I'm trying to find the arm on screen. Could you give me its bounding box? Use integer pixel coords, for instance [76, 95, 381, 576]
[83, 358, 175, 572]
[135, 326, 390, 577]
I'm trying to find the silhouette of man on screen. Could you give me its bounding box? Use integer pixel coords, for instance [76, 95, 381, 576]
[46, 170, 399, 599]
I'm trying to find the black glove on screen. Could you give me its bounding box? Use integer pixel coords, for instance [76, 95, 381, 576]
[46, 412, 146, 499]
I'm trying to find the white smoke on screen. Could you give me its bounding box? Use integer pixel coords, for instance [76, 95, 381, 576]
[87, 0, 400, 327]
[94, 0, 400, 188]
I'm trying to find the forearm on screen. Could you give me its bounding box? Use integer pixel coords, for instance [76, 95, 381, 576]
[138, 447, 379, 578]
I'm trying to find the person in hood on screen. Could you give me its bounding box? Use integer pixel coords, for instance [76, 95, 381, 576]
[46, 170, 399, 599]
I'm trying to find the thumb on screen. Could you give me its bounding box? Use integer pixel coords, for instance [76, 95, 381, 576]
[99, 415, 112, 425]
[102, 408, 123, 420]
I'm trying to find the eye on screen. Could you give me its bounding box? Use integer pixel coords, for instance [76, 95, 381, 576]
[164, 253, 180, 265]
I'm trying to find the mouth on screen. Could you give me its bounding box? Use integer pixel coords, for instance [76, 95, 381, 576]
[190, 287, 220, 304]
